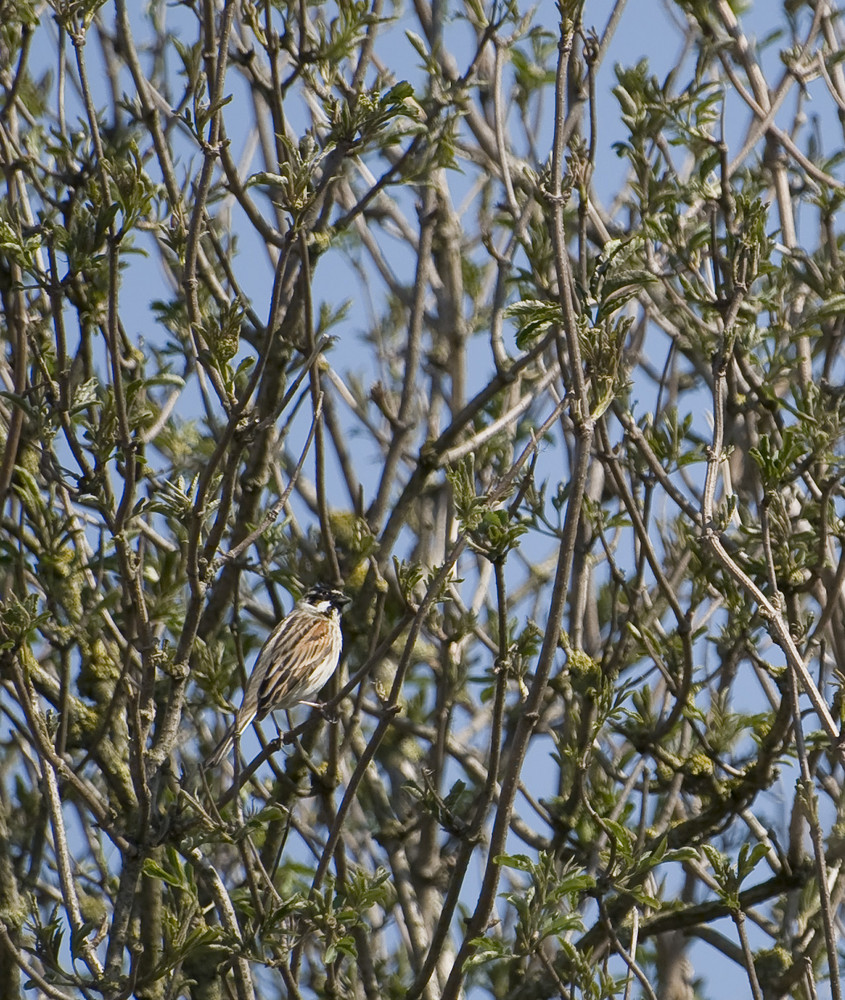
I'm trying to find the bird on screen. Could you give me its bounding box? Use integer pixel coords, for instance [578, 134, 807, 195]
[206, 583, 350, 766]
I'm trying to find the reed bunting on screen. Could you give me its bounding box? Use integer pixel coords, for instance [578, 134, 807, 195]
[206, 583, 350, 766]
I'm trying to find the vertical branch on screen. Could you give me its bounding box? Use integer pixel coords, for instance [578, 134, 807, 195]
[182, 0, 236, 408]
[0, 120, 28, 505]
[731, 908, 765, 1000]
[548, 2, 588, 414]
[299, 233, 340, 582]
[493, 39, 518, 215]
[784, 594, 843, 1000]
[0, 243, 26, 503]
[439, 426, 592, 1000]
[368, 189, 437, 530]
[186, 847, 256, 1000]
[8, 654, 104, 977]
[42, 756, 103, 977]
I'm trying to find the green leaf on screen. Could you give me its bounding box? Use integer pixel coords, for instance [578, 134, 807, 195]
[142, 858, 184, 889]
[505, 299, 562, 350]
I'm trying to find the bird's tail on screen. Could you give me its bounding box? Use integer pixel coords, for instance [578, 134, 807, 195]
[205, 723, 236, 768]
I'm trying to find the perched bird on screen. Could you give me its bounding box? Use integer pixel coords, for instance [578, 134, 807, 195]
[206, 583, 350, 766]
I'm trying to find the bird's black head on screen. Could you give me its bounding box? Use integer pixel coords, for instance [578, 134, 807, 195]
[303, 583, 350, 613]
